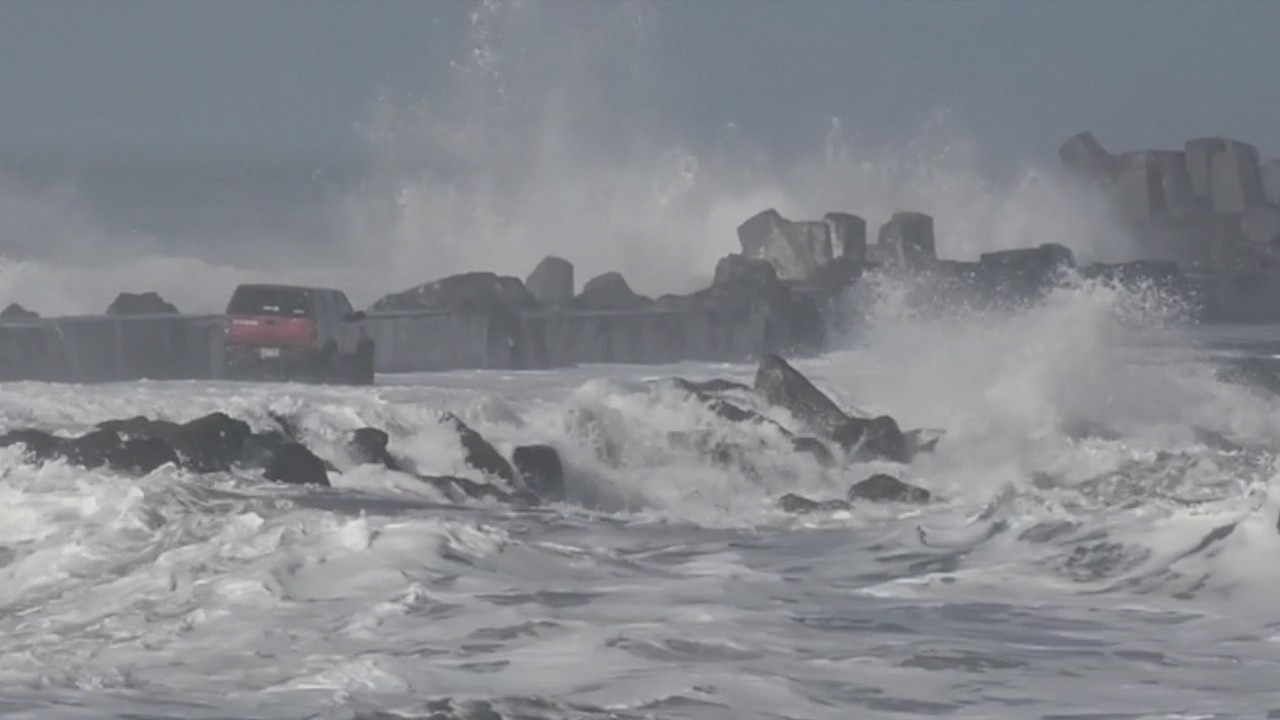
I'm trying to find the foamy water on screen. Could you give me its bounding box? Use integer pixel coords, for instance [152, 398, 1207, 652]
[3, 280, 1280, 719]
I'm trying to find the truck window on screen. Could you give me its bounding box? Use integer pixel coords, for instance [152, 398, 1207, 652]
[227, 287, 311, 317]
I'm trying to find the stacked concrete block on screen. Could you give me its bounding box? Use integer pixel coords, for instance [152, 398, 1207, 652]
[876, 212, 936, 269]
[737, 209, 834, 281]
[822, 212, 867, 261]
[1185, 137, 1265, 214]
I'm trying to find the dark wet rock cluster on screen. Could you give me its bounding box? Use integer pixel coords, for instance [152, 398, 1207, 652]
[1, 411, 328, 485]
[658, 353, 937, 511]
[1, 408, 569, 508]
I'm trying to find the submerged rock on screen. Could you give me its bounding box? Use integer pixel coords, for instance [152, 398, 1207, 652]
[848, 474, 931, 504]
[833, 415, 907, 463]
[350, 427, 401, 470]
[777, 493, 850, 514]
[263, 442, 331, 487]
[512, 444, 566, 501]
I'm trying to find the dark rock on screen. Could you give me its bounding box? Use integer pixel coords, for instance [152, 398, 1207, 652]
[1059, 131, 1116, 181]
[171, 412, 253, 473]
[753, 354, 849, 438]
[833, 415, 908, 463]
[97, 416, 181, 441]
[0, 429, 64, 461]
[0, 303, 38, 320]
[263, 442, 331, 486]
[420, 474, 526, 505]
[512, 444, 565, 500]
[709, 441, 761, 481]
[736, 209, 833, 281]
[791, 436, 835, 467]
[848, 474, 931, 503]
[777, 493, 850, 514]
[105, 291, 179, 316]
[1264, 160, 1280, 207]
[350, 427, 401, 470]
[526, 256, 575, 308]
[979, 243, 1075, 304]
[823, 212, 868, 261]
[113, 437, 179, 474]
[876, 212, 936, 269]
[669, 377, 751, 394]
[370, 272, 540, 340]
[439, 412, 515, 483]
[574, 272, 649, 311]
[61, 429, 124, 469]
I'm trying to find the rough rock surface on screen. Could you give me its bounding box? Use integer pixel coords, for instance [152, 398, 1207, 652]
[737, 209, 833, 281]
[512, 444, 566, 501]
[105, 291, 179, 316]
[526, 256, 575, 308]
[574, 272, 649, 311]
[439, 412, 516, 483]
[848, 474, 931, 503]
[752, 354, 852, 438]
[0, 303, 38, 320]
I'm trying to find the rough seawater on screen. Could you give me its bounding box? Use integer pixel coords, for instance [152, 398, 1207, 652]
[5, 279, 1280, 719]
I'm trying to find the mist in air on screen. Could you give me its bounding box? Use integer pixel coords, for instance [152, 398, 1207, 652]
[0, 0, 1277, 314]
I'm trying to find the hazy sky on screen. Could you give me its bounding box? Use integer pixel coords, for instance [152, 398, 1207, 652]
[1, 0, 1278, 168]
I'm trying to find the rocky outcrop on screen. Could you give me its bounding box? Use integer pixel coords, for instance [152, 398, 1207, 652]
[777, 474, 931, 513]
[105, 292, 179, 316]
[439, 412, 515, 483]
[372, 272, 540, 317]
[0, 303, 38, 320]
[512, 444, 565, 501]
[574, 272, 649, 311]
[526, 256, 575, 308]
[1, 411, 329, 486]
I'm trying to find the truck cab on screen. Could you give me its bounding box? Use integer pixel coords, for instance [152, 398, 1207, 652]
[223, 283, 375, 384]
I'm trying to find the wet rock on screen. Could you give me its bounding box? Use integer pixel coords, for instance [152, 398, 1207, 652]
[737, 209, 833, 281]
[777, 493, 850, 514]
[0, 429, 63, 461]
[113, 437, 180, 474]
[978, 244, 1075, 304]
[512, 444, 565, 500]
[709, 441, 762, 482]
[574, 272, 649, 311]
[171, 412, 253, 473]
[753, 354, 849, 438]
[0, 303, 38, 320]
[263, 442, 331, 486]
[525, 256, 575, 308]
[876, 212, 936, 269]
[105, 291, 179, 316]
[848, 474, 931, 504]
[350, 427, 401, 470]
[439, 412, 515, 483]
[421, 474, 521, 504]
[61, 429, 125, 469]
[791, 436, 835, 467]
[833, 415, 907, 463]
[97, 416, 181, 440]
[669, 377, 751, 395]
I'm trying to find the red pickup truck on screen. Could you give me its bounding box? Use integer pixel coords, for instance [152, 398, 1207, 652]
[223, 283, 375, 385]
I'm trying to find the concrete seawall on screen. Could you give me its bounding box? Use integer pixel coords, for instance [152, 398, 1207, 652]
[0, 314, 226, 383]
[0, 304, 784, 383]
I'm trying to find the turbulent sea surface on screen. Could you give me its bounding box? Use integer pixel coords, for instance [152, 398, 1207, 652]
[5, 286, 1280, 719]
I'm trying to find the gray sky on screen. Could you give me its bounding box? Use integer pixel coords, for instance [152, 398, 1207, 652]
[1, 0, 1277, 167]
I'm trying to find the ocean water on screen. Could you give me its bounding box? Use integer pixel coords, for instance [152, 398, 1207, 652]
[4, 2, 1280, 716]
[3, 278, 1280, 719]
